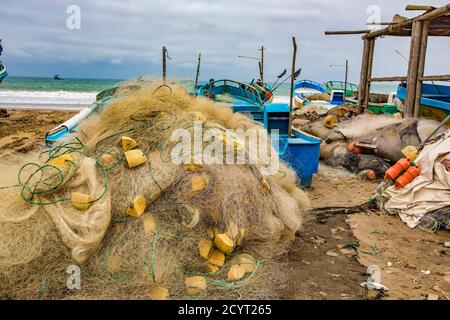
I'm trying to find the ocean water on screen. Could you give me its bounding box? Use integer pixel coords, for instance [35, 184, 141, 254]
[0, 76, 398, 110]
[0, 77, 123, 109]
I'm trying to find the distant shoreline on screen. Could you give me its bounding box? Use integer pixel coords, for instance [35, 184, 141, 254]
[0, 102, 89, 111]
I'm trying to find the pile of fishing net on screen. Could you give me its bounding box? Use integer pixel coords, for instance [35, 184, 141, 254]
[0, 82, 310, 300]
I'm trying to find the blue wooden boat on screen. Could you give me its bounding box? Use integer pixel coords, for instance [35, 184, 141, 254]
[396, 82, 450, 122]
[197, 79, 265, 122]
[0, 64, 8, 84]
[293, 79, 345, 109]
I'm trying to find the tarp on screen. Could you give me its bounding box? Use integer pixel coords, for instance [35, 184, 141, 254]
[382, 130, 450, 228]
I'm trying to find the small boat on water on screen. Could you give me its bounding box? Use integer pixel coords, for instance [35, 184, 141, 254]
[396, 82, 450, 122]
[0, 64, 8, 84]
[197, 79, 265, 121]
[293, 79, 345, 109]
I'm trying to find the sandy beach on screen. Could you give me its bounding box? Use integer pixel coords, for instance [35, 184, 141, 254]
[0, 106, 448, 300]
[0, 108, 75, 155]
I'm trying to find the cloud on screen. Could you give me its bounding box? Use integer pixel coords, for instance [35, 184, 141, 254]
[0, 0, 448, 81]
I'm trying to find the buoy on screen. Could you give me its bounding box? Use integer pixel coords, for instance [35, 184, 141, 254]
[126, 194, 147, 217]
[142, 214, 156, 234]
[124, 149, 147, 168]
[347, 141, 361, 154]
[149, 287, 169, 300]
[184, 163, 203, 173]
[227, 264, 246, 281]
[237, 254, 257, 273]
[199, 240, 213, 259]
[366, 169, 377, 181]
[100, 154, 115, 166]
[121, 136, 137, 151]
[49, 154, 73, 167]
[210, 210, 220, 223]
[395, 165, 420, 189]
[214, 233, 234, 255]
[384, 158, 411, 180]
[71, 192, 92, 211]
[207, 250, 225, 267]
[401, 146, 418, 162]
[322, 115, 338, 128]
[206, 263, 219, 273]
[191, 175, 209, 192]
[236, 228, 246, 246]
[185, 276, 207, 295]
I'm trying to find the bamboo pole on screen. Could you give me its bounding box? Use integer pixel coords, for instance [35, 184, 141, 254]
[260, 46, 265, 85]
[288, 37, 297, 138]
[358, 39, 371, 108]
[405, 20, 422, 117]
[363, 39, 375, 110]
[414, 21, 429, 118]
[194, 53, 201, 90]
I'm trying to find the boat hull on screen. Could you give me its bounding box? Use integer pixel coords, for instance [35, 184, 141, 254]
[396, 83, 450, 123]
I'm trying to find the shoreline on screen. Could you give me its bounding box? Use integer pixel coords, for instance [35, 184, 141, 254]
[0, 103, 89, 111]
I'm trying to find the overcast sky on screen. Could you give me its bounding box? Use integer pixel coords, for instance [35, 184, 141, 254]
[1, 0, 449, 82]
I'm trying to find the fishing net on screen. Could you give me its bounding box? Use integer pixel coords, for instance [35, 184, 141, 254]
[0, 82, 309, 300]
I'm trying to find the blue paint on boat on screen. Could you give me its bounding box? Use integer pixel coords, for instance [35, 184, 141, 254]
[294, 80, 327, 95]
[264, 103, 320, 188]
[197, 79, 265, 121]
[396, 82, 450, 121]
[0, 65, 8, 83]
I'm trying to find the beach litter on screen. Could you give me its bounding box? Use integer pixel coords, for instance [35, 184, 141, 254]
[0, 82, 310, 300]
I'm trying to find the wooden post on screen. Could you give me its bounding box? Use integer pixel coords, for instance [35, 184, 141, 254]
[358, 39, 370, 108]
[363, 39, 375, 110]
[344, 59, 348, 99]
[414, 21, 429, 118]
[194, 53, 201, 90]
[162, 46, 167, 83]
[288, 37, 297, 138]
[259, 46, 265, 85]
[405, 20, 422, 117]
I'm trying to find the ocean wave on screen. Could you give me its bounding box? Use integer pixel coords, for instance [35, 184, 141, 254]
[0, 89, 96, 106]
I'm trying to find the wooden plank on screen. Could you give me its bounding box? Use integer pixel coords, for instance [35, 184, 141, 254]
[416, 3, 450, 21]
[194, 53, 201, 90]
[325, 30, 370, 35]
[405, 20, 422, 117]
[414, 21, 429, 118]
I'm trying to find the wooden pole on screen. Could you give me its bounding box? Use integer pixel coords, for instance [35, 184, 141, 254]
[421, 75, 450, 81]
[288, 37, 297, 138]
[358, 39, 370, 108]
[194, 53, 201, 90]
[162, 46, 167, 83]
[344, 59, 348, 99]
[405, 5, 435, 11]
[370, 76, 407, 82]
[363, 39, 375, 110]
[405, 20, 422, 117]
[414, 21, 429, 118]
[260, 46, 265, 85]
[325, 30, 370, 35]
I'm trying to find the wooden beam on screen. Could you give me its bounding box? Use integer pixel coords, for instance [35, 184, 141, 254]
[194, 53, 201, 90]
[421, 74, 450, 81]
[363, 39, 375, 110]
[325, 30, 370, 35]
[358, 39, 371, 107]
[370, 76, 407, 82]
[405, 5, 435, 11]
[414, 21, 429, 118]
[416, 4, 450, 20]
[366, 22, 397, 25]
[405, 20, 422, 117]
